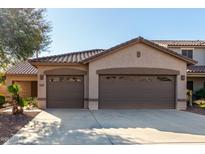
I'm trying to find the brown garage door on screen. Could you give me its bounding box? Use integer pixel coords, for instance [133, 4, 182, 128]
[47, 75, 84, 108]
[99, 75, 175, 109]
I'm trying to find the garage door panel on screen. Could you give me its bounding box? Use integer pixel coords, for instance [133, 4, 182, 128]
[47, 75, 84, 108]
[101, 102, 174, 109]
[99, 75, 175, 109]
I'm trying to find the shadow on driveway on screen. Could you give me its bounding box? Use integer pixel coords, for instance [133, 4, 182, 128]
[4, 109, 205, 144]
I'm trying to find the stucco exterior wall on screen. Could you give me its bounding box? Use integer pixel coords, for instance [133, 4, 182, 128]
[193, 48, 205, 65]
[14, 81, 31, 97]
[170, 47, 205, 65]
[169, 48, 181, 55]
[3, 75, 37, 98]
[36, 65, 88, 109]
[0, 84, 7, 96]
[89, 43, 187, 110]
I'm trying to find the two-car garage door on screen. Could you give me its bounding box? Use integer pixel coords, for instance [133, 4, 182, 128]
[99, 75, 175, 109]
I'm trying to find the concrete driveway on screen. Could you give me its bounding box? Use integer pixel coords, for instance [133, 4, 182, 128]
[5, 109, 205, 144]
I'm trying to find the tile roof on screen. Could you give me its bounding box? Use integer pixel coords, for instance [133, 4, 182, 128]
[83, 37, 197, 65]
[29, 49, 105, 64]
[6, 61, 37, 75]
[7, 37, 203, 75]
[187, 65, 205, 73]
[153, 40, 205, 47]
[29, 37, 197, 65]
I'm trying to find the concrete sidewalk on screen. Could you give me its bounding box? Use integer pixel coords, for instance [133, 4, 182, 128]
[5, 109, 205, 144]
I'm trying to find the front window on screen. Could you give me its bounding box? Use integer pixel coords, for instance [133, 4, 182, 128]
[181, 49, 193, 59]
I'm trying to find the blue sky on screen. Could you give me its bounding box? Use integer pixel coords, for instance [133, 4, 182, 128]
[42, 8, 205, 57]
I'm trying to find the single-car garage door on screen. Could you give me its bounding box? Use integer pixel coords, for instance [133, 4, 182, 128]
[47, 75, 84, 108]
[99, 75, 175, 109]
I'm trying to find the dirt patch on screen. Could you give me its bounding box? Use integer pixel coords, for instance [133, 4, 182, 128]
[185, 106, 205, 116]
[0, 108, 40, 144]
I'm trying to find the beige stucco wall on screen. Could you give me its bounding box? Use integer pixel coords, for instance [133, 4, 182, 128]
[3, 75, 37, 98]
[89, 42, 187, 110]
[14, 81, 31, 97]
[0, 84, 7, 96]
[170, 47, 205, 65]
[36, 65, 88, 109]
[192, 48, 205, 65]
[169, 48, 182, 55]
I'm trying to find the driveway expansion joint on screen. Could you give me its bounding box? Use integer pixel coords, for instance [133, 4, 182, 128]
[89, 110, 114, 145]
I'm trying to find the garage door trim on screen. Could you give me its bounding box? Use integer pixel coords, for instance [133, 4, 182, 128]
[97, 68, 180, 75]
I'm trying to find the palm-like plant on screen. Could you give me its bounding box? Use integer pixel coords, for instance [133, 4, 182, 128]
[7, 84, 23, 114]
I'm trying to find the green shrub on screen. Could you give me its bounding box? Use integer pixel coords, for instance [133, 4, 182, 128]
[7, 84, 24, 114]
[194, 88, 205, 99]
[7, 84, 22, 106]
[19, 98, 29, 107]
[7, 84, 21, 96]
[22, 97, 38, 109]
[0, 93, 5, 107]
[193, 99, 205, 109]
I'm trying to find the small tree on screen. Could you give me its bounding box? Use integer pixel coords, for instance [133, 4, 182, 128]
[7, 84, 23, 114]
[0, 8, 52, 71]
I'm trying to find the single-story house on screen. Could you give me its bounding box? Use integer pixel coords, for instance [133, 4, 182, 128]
[2, 37, 197, 110]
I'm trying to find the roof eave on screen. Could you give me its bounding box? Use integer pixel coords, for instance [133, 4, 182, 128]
[168, 45, 205, 48]
[187, 72, 205, 77]
[6, 73, 37, 76]
[29, 61, 85, 67]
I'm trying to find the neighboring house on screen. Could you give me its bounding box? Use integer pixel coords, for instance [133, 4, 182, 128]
[4, 62, 38, 98]
[2, 37, 199, 110]
[153, 40, 205, 93]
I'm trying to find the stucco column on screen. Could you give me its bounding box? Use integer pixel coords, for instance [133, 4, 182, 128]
[176, 74, 187, 110]
[88, 67, 99, 110]
[37, 72, 47, 109]
[84, 74, 89, 109]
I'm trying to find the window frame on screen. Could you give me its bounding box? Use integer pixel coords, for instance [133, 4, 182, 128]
[181, 48, 194, 59]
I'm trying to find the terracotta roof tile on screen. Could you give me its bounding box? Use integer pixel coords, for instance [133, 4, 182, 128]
[153, 40, 205, 47]
[6, 61, 37, 75]
[187, 65, 205, 73]
[29, 49, 104, 64]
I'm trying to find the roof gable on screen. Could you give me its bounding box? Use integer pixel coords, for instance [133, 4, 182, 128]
[82, 37, 197, 65]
